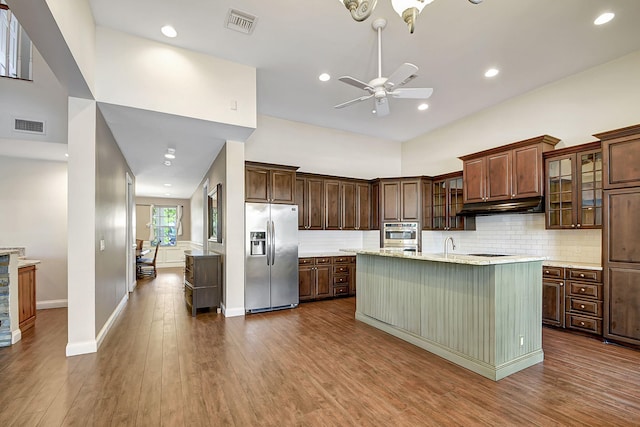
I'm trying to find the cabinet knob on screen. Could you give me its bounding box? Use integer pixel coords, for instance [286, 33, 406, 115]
[545, 270, 550, 274]
[580, 304, 585, 309]
[577, 224, 581, 228]
[571, 224, 576, 228]
[580, 287, 586, 292]
[579, 273, 585, 278]
[580, 321, 585, 326]
[512, 194, 516, 198]
[559, 282, 564, 286]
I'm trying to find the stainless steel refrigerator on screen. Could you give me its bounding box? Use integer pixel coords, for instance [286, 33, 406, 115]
[245, 202, 299, 313]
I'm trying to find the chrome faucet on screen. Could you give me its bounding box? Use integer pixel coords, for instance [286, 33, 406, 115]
[444, 236, 456, 256]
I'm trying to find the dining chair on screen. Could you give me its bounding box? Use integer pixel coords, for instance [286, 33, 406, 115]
[137, 243, 160, 278]
[136, 239, 143, 250]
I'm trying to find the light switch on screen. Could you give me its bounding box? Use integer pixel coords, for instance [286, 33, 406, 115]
[100, 239, 105, 251]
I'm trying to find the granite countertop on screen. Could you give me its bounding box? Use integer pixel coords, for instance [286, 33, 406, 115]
[542, 260, 602, 271]
[299, 251, 356, 258]
[350, 249, 545, 266]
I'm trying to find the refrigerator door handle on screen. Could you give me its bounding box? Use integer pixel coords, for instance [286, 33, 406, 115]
[266, 220, 271, 266]
[271, 220, 276, 265]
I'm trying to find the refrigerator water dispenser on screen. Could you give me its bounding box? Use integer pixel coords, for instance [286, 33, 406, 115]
[249, 231, 266, 256]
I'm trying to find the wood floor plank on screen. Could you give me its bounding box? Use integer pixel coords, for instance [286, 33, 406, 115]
[1, 268, 639, 426]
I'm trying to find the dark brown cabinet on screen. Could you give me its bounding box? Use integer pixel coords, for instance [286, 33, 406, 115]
[379, 178, 421, 222]
[298, 257, 332, 301]
[461, 135, 559, 203]
[565, 268, 603, 335]
[371, 180, 380, 230]
[545, 142, 602, 229]
[542, 266, 565, 327]
[324, 179, 370, 231]
[432, 173, 474, 231]
[356, 183, 371, 231]
[333, 256, 356, 297]
[184, 252, 221, 316]
[421, 178, 433, 230]
[597, 124, 640, 346]
[245, 162, 297, 204]
[18, 265, 36, 332]
[296, 175, 324, 230]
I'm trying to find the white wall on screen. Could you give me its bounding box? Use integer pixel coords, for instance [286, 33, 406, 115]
[0, 156, 68, 306]
[95, 26, 256, 129]
[402, 50, 640, 177]
[245, 115, 402, 179]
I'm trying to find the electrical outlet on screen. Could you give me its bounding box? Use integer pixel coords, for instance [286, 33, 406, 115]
[519, 335, 524, 346]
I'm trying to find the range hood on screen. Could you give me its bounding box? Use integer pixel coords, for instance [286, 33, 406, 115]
[458, 196, 544, 216]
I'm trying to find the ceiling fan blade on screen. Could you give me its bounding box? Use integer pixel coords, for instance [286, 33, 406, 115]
[385, 63, 419, 89]
[334, 94, 374, 109]
[338, 76, 373, 92]
[390, 87, 434, 99]
[374, 97, 390, 117]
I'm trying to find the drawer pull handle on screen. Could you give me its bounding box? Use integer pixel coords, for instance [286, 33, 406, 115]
[579, 273, 585, 278]
[580, 304, 585, 309]
[545, 270, 550, 274]
[580, 288, 586, 292]
[580, 321, 585, 326]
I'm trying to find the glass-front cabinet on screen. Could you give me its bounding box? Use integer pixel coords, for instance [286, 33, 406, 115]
[432, 173, 467, 231]
[545, 144, 602, 229]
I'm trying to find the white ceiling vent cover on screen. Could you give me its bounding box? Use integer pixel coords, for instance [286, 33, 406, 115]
[225, 9, 257, 35]
[14, 118, 46, 135]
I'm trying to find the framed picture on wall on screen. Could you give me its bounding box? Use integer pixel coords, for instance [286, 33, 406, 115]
[208, 183, 222, 243]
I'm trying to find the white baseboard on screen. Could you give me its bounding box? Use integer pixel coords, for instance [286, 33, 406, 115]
[11, 328, 21, 344]
[96, 292, 129, 350]
[221, 303, 245, 317]
[66, 340, 98, 357]
[36, 299, 68, 310]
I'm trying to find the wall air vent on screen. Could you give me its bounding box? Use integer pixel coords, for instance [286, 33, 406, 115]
[14, 118, 46, 135]
[225, 9, 257, 35]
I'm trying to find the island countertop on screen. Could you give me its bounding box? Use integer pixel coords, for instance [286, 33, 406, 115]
[348, 249, 545, 266]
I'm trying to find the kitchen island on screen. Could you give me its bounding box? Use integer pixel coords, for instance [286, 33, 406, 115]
[352, 249, 545, 380]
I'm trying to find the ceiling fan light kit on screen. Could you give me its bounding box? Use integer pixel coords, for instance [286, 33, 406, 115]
[339, 0, 482, 33]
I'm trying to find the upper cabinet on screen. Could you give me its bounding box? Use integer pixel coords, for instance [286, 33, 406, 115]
[296, 174, 324, 230]
[379, 178, 421, 223]
[432, 172, 475, 231]
[544, 142, 602, 229]
[245, 162, 297, 204]
[595, 124, 640, 190]
[325, 179, 371, 231]
[460, 135, 560, 204]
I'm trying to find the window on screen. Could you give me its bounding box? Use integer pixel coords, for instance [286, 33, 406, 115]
[1, 2, 32, 80]
[151, 206, 177, 246]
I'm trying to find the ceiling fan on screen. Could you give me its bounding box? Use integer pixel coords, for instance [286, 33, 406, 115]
[334, 17, 433, 117]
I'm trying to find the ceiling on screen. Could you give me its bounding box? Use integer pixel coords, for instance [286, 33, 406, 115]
[86, 0, 640, 198]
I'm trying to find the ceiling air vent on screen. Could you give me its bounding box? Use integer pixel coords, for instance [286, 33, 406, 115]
[225, 9, 257, 35]
[14, 118, 46, 135]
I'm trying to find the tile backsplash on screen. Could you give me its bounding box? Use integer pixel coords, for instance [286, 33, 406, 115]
[298, 213, 601, 264]
[422, 213, 601, 264]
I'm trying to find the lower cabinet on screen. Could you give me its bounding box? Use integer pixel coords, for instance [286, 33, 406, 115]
[542, 266, 565, 327]
[299, 256, 356, 301]
[184, 252, 221, 316]
[542, 265, 603, 335]
[18, 265, 37, 332]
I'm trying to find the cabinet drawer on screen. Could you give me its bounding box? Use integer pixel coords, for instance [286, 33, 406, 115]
[334, 285, 349, 296]
[333, 265, 350, 275]
[185, 255, 194, 270]
[567, 281, 602, 300]
[333, 275, 349, 285]
[567, 268, 601, 282]
[568, 297, 603, 316]
[299, 257, 314, 265]
[333, 256, 356, 264]
[565, 313, 602, 335]
[185, 268, 194, 284]
[184, 283, 193, 307]
[315, 257, 332, 265]
[542, 266, 564, 279]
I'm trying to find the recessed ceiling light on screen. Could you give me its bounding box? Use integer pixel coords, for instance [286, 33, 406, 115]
[319, 73, 331, 82]
[484, 68, 499, 78]
[418, 103, 429, 111]
[164, 193, 171, 196]
[164, 183, 172, 187]
[164, 160, 172, 166]
[64, 153, 69, 157]
[161, 25, 177, 38]
[164, 153, 176, 159]
[594, 12, 615, 26]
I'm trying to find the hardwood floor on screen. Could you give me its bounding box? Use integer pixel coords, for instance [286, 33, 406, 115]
[1, 268, 639, 426]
